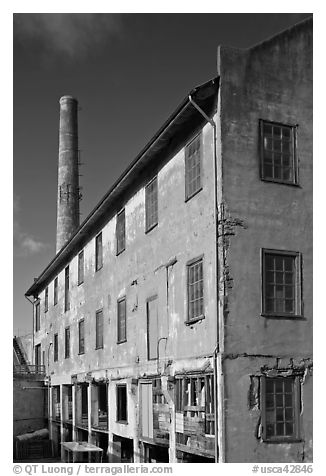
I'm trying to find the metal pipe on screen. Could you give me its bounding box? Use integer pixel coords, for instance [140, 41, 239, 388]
[22, 387, 49, 390]
[188, 94, 224, 463]
[24, 294, 35, 363]
[47, 342, 53, 445]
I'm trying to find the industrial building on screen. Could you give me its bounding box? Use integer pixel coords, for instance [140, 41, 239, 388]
[24, 18, 313, 463]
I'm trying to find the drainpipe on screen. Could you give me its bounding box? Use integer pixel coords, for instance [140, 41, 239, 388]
[188, 95, 225, 463]
[47, 342, 53, 446]
[25, 295, 35, 364]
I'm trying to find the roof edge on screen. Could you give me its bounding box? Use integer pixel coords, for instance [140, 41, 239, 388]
[26, 77, 219, 298]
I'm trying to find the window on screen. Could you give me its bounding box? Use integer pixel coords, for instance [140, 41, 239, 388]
[45, 287, 48, 312]
[54, 277, 58, 306]
[35, 302, 40, 332]
[116, 209, 126, 255]
[117, 384, 127, 423]
[185, 133, 202, 200]
[64, 266, 70, 312]
[260, 120, 298, 184]
[145, 177, 158, 232]
[187, 257, 204, 323]
[95, 233, 103, 271]
[54, 333, 58, 362]
[147, 296, 158, 360]
[78, 250, 84, 284]
[261, 376, 300, 441]
[262, 250, 302, 317]
[95, 309, 104, 349]
[78, 319, 85, 355]
[65, 327, 70, 359]
[117, 297, 127, 343]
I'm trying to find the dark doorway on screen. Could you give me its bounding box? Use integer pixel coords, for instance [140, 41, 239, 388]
[144, 443, 169, 463]
[98, 433, 109, 463]
[112, 435, 133, 463]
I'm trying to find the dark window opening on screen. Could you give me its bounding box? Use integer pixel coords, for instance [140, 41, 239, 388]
[116, 209, 125, 255]
[54, 277, 58, 306]
[95, 233, 103, 271]
[96, 309, 104, 349]
[35, 302, 40, 332]
[79, 319, 85, 354]
[145, 177, 158, 232]
[117, 385, 127, 423]
[35, 343, 41, 368]
[78, 250, 84, 284]
[54, 333, 58, 362]
[45, 287, 48, 313]
[99, 384, 107, 413]
[64, 266, 70, 312]
[185, 133, 202, 200]
[81, 384, 88, 425]
[65, 327, 70, 359]
[117, 297, 127, 343]
[260, 120, 298, 185]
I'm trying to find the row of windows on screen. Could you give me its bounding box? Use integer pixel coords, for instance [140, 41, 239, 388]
[36, 248, 303, 333]
[41, 133, 201, 314]
[41, 119, 298, 315]
[43, 249, 303, 362]
[52, 297, 133, 361]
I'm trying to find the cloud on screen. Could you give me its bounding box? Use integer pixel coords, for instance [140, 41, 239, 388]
[13, 194, 49, 256]
[13, 13, 123, 60]
[13, 194, 21, 214]
[20, 236, 48, 254]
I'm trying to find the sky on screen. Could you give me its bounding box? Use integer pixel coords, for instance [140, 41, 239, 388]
[13, 12, 312, 336]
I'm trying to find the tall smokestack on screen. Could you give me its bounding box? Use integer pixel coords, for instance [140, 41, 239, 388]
[56, 95, 80, 253]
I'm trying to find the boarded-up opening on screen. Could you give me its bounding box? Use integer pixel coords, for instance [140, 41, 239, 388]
[175, 374, 215, 458]
[141, 382, 153, 438]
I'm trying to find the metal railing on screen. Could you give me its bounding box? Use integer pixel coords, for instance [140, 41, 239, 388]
[13, 364, 46, 376]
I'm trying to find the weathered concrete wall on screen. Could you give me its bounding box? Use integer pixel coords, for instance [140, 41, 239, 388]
[218, 18, 312, 462]
[35, 120, 217, 383]
[13, 379, 47, 437]
[34, 119, 218, 459]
